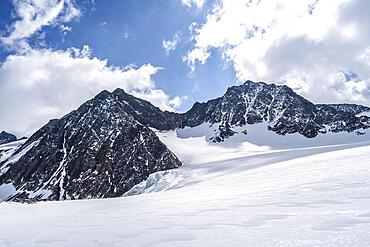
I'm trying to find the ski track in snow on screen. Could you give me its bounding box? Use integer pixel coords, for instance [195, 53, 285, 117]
[1, 128, 370, 246]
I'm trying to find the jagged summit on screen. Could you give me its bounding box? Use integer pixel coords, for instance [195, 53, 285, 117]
[0, 89, 181, 202]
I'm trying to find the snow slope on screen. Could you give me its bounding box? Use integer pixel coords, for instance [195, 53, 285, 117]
[1, 130, 370, 246]
[0, 139, 27, 176]
[0, 139, 26, 163]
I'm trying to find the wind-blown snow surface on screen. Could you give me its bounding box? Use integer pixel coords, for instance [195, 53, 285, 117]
[1, 126, 370, 246]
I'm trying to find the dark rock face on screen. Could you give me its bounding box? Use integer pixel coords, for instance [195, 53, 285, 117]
[180, 81, 370, 140]
[0, 131, 17, 145]
[0, 90, 181, 202]
[111, 89, 182, 130]
[317, 104, 370, 115]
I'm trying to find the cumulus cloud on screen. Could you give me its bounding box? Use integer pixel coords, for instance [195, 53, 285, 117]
[162, 33, 180, 55]
[1, 0, 80, 51]
[186, 0, 370, 105]
[0, 46, 181, 136]
[181, 0, 205, 9]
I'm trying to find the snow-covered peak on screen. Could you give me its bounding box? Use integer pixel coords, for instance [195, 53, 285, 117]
[0, 89, 181, 202]
[181, 81, 370, 141]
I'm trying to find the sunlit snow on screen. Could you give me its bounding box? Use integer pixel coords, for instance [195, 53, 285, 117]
[1, 126, 370, 246]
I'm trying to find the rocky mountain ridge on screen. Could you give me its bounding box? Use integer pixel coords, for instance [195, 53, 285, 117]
[1, 80, 369, 202]
[179, 81, 370, 141]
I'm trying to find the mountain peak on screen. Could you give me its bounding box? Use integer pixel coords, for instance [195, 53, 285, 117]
[0, 90, 181, 202]
[0, 131, 17, 145]
[181, 80, 370, 140]
[112, 88, 126, 95]
[95, 89, 111, 98]
[243, 79, 258, 85]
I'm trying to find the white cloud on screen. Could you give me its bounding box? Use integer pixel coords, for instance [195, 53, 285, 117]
[162, 33, 180, 55]
[59, 24, 72, 36]
[60, 0, 80, 22]
[0, 46, 181, 136]
[1, 0, 80, 51]
[169, 96, 188, 108]
[186, 0, 370, 105]
[181, 0, 205, 9]
[183, 47, 210, 74]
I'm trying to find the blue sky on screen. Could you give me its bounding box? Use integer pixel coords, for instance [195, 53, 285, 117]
[55, 0, 236, 108]
[0, 0, 235, 112]
[1, 0, 370, 135]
